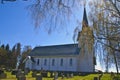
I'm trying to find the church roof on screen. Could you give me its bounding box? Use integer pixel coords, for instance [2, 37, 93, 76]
[28, 44, 80, 57]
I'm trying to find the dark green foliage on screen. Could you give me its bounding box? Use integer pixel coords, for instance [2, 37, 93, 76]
[1, 44, 5, 49]
[5, 44, 9, 52]
[0, 43, 31, 69]
[16, 43, 21, 56]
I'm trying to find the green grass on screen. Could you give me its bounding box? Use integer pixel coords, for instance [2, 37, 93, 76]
[0, 71, 114, 80]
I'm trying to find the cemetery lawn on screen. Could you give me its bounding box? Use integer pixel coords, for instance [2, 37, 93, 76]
[0, 71, 113, 80]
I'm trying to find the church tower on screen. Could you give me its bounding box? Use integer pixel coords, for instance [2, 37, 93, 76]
[77, 6, 95, 72]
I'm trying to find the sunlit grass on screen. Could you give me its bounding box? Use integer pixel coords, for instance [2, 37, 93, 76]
[0, 71, 113, 80]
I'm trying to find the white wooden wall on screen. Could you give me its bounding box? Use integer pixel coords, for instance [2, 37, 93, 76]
[25, 56, 78, 72]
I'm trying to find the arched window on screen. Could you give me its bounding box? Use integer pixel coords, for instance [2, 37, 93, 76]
[44, 59, 47, 66]
[60, 59, 63, 66]
[69, 58, 72, 66]
[37, 59, 39, 65]
[52, 59, 55, 66]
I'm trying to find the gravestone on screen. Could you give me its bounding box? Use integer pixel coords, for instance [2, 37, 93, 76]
[16, 70, 26, 80]
[17, 75, 26, 80]
[94, 77, 99, 80]
[50, 72, 54, 78]
[67, 73, 70, 78]
[41, 72, 47, 77]
[11, 70, 18, 75]
[70, 73, 73, 78]
[0, 73, 7, 79]
[61, 73, 65, 79]
[0, 70, 4, 75]
[24, 68, 30, 75]
[54, 72, 58, 80]
[32, 71, 37, 77]
[36, 73, 42, 80]
[6, 68, 11, 72]
[0, 70, 7, 79]
[111, 72, 115, 80]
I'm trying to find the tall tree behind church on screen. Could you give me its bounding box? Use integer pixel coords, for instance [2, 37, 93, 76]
[89, 0, 120, 73]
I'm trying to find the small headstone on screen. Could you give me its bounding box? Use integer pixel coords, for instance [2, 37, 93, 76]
[54, 72, 58, 80]
[24, 68, 30, 75]
[111, 72, 115, 80]
[17, 76, 26, 80]
[36, 74, 42, 80]
[32, 72, 37, 77]
[11, 70, 18, 75]
[0, 73, 7, 79]
[67, 73, 70, 78]
[70, 73, 73, 78]
[61, 73, 65, 79]
[16, 71, 26, 80]
[6, 68, 11, 72]
[0, 70, 4, 75]
[41, 72, 47, 77]
[94, 77, 99, 80]
[50, 72, 54, 78]
[0, 69, 7, 79]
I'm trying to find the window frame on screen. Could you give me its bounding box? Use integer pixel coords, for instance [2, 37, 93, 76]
[52, 59, 55, 66]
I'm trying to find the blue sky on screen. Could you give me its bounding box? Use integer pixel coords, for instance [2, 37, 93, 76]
[0, 1, 83, 49]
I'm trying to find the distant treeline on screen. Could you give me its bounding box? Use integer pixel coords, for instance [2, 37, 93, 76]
[0, 43, 32, 69]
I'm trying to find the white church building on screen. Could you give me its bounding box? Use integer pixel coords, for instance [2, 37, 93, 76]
[25, 7, 96, 72]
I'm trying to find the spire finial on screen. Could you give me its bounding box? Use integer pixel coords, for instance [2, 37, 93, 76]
[84, 0, 86, 8]
[83, 0, 86, 8]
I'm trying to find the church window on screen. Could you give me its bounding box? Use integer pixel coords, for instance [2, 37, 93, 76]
[52, 59, 55, 66]
[37, 59, 39, 65]
[60, 59, 63, 66]
[69, 58, 73, 66]
[44, 59, 47, 66]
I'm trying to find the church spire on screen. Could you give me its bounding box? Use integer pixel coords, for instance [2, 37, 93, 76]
[82, 6, 88, 28]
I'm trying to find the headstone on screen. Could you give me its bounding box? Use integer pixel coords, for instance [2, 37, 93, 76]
[54, 72, 58, 80]
[0, 73, 7, 79]
[67, 73, 70, 78]
[36, 74, 42, 80]
[0, 70, 4, 75]
[0, 69, 7, 79]
[94, 77, 99, 80]
[50, 72, 54, 78]
[24, 68, 30, 75]
[32, 72, 37, 77]
[6, 68, 11, 72]
[11, 70, 18, 75]
[41, 72, 47, 77]
[70, 73, 73, 78]
[16, 71, 26, 80]
[17, 76, 26, 80]
[111, 72, 115, 80]
[61, 73, 64, 79]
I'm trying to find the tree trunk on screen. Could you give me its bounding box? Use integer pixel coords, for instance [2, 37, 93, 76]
[113, 51, 119, 74]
